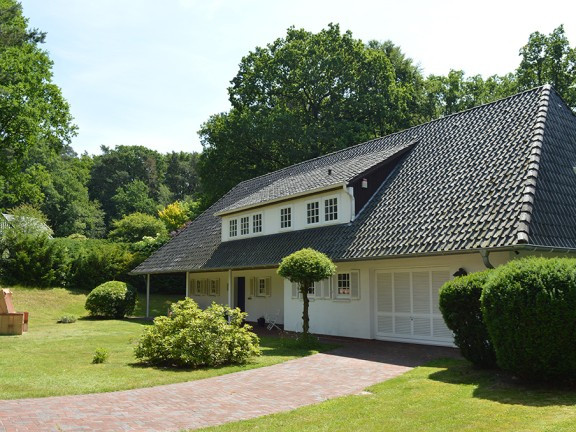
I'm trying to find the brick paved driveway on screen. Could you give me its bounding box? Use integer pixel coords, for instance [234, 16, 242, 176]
[0, 339, 458, 432]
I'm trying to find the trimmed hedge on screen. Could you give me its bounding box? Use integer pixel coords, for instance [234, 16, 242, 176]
[85, 281, 137, 318]
[134, 298, 261, 368]
[439, 270, 497, 368]
[482, 257, 576, 381]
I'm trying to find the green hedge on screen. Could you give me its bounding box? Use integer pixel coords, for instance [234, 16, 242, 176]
[439, 270, 497, 368]
[85, 281, 137, 318]
[482, 257, 576, 381]
[0, 232, 70, 287]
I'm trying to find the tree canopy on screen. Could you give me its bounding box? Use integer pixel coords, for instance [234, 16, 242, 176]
[198, 24, 432, 204]
[516, 25, 576, 109]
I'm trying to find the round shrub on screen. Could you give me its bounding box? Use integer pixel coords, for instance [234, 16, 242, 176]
[439, 270, 497, 368]
[481, 257, 576, 381]
[85, 281, 137, 318]
[134, 298, 261, 368]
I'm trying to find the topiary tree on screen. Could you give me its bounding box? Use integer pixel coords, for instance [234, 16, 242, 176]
[439, 270, 497, 368]
[85, 281, 137, 318]
[481, 257, 576, 381]
[134, 298, 260, 368]
[277, 248, 336, 337]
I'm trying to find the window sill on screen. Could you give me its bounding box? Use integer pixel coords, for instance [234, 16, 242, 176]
[332, 298, 351, 303]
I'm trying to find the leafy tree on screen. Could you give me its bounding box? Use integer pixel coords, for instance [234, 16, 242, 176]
[277, 248, 336, 338]
[108, 212, 167, 244]
[0, 0, 76, 207]
[164, 151, 201, 201]
[111, 180, 157, 217]
[199, 24, 430, 204]
[158, 201, 190, 232]
[426, 70, 517, 116]
[517, 25, 576, 109]
[88, 145, 166, 223]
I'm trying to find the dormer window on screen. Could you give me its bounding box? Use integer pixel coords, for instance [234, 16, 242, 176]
[240, 216, 249, 235]
[229, 219, 238, 237]
[307, 201, 319, 224]
[280, 207, 291, 228]
[324, 197, 338, 221]
[253, 214, 262, 233]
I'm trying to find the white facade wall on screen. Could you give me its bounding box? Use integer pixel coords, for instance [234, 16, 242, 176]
[283, 250, 512, 341]
[220, 188, 354, 242]
[186, 269, 285, 324]
[183, 249, 573, 346]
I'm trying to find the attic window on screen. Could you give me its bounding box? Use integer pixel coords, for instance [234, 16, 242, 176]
[280, 207, 291, 228]
[229, 219, 237, 237]
[324, 198, 338, 221]
[240, 216, 249, 235]
[307, 201, 319, 224]
[253, 214, 262, 233]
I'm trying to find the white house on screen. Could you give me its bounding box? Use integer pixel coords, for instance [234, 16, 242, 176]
[132, 86, 576, 346]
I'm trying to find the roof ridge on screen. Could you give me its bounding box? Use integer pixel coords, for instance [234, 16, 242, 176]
[516, 86, 551, 244]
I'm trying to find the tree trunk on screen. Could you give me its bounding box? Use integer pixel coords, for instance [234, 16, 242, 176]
[301, 284, 310, 335]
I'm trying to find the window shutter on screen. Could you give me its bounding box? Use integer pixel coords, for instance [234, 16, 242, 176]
[265, 277, 272, 297]
[189, 278, 195, 297]
[313, 281, 321, 298]
[350, 270, 360, 299]
[291, 282, 299, 299]
[203, 279, 209, 296]
[249, 277, 255, 297]
[215, 279, 220, 296]
[323, 278, 332, 299]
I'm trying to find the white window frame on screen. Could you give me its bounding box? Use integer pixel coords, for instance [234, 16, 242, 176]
[280, 206, 292, 229]
[306, 201, 320, 225]
[240, 216, 250, 236]
[324, 196, 338, 222]
[252, 213, 263, 233]
[334, 270, 360, 300]
[209, 279, 220, 296]
[194, 279, 206, 296]
[229, 219, 238, 237]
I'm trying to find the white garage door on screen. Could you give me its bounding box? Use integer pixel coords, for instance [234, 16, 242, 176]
[375, 269, 453, 346]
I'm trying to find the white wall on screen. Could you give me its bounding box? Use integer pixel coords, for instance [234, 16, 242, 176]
[186, 269, 284, 324]
[220, 188, 354, 241]
[283, 250, 514, 340]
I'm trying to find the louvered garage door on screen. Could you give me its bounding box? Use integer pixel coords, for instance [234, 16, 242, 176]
[376, 269, 453, 346]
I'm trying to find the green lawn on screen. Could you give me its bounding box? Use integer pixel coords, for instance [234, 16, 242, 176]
[0, 286, 325, 400]
[198, 359, 576, 432]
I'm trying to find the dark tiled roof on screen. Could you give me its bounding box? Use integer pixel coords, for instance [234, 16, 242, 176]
[132, 86, 576, 274]
[217, 139, 417, 214]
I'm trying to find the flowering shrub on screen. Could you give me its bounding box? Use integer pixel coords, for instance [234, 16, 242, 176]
[134, 298, 261, 368]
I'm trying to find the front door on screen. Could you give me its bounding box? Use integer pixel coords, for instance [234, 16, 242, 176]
[235, 277, 245, 312]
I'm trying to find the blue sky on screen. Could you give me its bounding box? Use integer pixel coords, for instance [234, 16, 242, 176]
[20, 0, 575, 156]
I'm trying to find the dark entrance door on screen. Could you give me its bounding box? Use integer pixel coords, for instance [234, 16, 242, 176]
[236, 277, 245, 312]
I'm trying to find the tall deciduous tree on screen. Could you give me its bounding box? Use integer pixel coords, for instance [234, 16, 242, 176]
[516, 25, 576, 109]
[0, 0, 76, 206]
[88, 145, 166, 223]
[199, 24, 430, 205]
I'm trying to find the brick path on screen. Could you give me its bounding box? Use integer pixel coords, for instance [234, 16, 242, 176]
[0, 340, 458, 432]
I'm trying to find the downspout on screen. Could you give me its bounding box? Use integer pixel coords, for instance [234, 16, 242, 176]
[479, 249, 494, 269]
[344, 185, 355, 222]
[227, 269, 233, 324]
